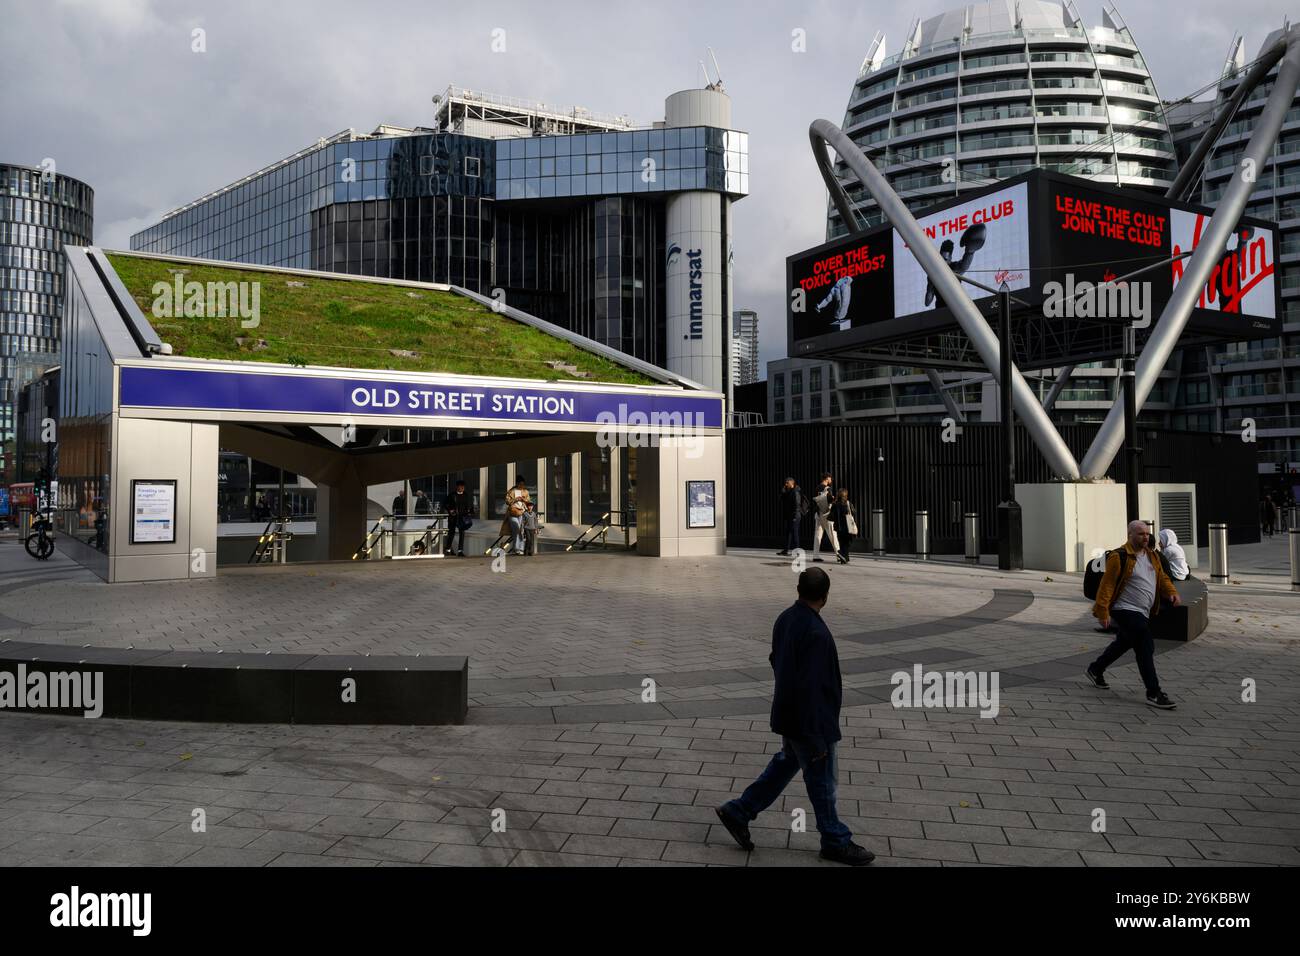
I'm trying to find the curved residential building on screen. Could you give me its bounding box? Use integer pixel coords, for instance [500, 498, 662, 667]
[1171, 28, 1300, 489]
[0, 163, 94, 479]
[804, 0, 1183, 431]
[830, 0, 1176, 239]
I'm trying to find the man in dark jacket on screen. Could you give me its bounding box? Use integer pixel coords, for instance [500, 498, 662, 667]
[444, 480, 472, 556]
[715, 568, 874, 865]
[777, 477, 802, 556]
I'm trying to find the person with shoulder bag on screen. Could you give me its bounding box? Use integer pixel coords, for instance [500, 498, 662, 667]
[505, 479, 531, 553]
[828, 488, 856, 564]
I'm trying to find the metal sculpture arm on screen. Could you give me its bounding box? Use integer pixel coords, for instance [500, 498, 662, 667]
[1166, 38, 1288, 204]
[1080, 28, 1300, 478]
[809, 119, 1082, 479]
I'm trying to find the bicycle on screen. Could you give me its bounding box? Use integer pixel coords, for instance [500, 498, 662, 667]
[24, 514, 55, 560]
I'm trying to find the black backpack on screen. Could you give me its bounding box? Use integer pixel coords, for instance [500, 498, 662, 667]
[1083, 546, 1132, 600]
[798, 491, 811, 517]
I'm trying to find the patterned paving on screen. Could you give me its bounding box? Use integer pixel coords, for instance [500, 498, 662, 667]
[1, 536, 1297, 866]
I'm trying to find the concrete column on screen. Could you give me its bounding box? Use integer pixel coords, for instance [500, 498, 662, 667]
[636, 434, 725, 557]
[570, 451, 582, 525]
[315, 463, 368, 561]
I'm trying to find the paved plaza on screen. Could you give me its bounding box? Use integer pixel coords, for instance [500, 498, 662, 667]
[0, 535, 1297, 867]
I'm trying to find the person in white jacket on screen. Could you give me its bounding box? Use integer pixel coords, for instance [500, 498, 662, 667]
[811, 472, 840, 562]
[1157, 528, 1189, 580]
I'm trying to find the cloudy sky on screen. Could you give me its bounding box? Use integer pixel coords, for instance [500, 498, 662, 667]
[0, 0, 1291, 372]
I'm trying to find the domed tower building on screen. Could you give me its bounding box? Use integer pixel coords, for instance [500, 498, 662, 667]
[782, 1, 1185, 430]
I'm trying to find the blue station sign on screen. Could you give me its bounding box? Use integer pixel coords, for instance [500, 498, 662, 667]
[119, 365, 723, 429]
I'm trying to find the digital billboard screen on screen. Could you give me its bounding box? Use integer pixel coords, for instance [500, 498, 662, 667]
[788, 232, 892, 342]
[1041, 176, 1277, 335]
[788, 169, 1280, 361]
[893, 180, 1031, 315]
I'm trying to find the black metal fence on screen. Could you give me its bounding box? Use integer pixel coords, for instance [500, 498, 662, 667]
[726, 422, 1260, 554]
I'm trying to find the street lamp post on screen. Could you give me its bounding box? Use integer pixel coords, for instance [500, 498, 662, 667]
[1122, 325, 1141, 522]
[997, 283, 1022, 571]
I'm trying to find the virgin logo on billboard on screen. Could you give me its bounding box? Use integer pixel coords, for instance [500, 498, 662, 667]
[1170, 211, 1276, 318]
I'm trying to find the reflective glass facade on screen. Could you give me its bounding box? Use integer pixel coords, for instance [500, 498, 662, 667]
[56, 263, 113, 576]
[1, 163, 93, 475]
[131, 125, 747, 368]
[493, 127, 749, 199]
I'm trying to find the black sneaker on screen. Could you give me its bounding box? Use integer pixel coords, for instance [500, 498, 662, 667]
[820, 841, 875, 866]
[714, 806, 754, 852]
[1146, 692, 1176, 710]
[777, 550, 791, 556]
[1084, 667, 1109, 690]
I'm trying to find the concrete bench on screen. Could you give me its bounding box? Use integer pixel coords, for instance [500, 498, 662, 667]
[1150, 577, 1209, 643]
[0, 641, 466, 724]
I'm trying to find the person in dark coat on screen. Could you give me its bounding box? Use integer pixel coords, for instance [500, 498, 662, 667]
[778, 477, 803, 556]
[828, 487, 856, 564]
[444, 480, 472, 556]
[714, 568, 875, 866]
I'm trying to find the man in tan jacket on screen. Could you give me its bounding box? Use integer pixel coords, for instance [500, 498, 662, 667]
[1086, 520, 1181, 709]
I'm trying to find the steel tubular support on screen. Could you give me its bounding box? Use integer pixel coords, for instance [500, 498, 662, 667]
[809, 119, 1081, 479]
[1081, 29, 1300, 478]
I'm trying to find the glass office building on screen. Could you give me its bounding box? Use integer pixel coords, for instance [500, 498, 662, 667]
[1, 163, 93, 480]
[132, 103, 748, 372]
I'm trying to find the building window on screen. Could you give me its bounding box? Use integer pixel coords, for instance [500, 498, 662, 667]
[830, 392, 840, 417]
[464, 156, 481, 178]
[811, 394, 823, 419]
[791, 371, 803, 395]
[810, 367, 821, 392]
[419, 155, 434, 176]
[774, 399, 785, 423]
[773, 373, 785, 398]
[792, 397, 803, 421]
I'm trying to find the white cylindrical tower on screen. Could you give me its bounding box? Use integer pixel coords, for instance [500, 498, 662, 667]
[665, 88, 731, 393]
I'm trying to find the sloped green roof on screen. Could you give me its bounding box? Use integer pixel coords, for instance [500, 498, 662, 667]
[106, 254, 657, 386]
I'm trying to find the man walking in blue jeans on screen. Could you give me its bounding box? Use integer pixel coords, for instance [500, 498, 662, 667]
[715, 567, 875, 865]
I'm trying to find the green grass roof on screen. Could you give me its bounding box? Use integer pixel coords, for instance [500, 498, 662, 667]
[106, 254, 658, 386]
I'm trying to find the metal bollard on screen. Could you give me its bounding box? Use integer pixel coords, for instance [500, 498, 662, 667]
[1291, 529, 1300, 592]
[915, 510, 930, 560]
[964, 513, 979, 563]
[1208, 522, 1229, 583]
[871, 508, 885, 555]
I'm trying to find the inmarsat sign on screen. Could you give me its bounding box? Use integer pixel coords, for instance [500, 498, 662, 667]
[788, 169, 1279, 358]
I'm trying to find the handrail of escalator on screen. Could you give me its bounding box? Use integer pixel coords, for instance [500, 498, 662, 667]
[248, 515, 278, 563]
[567, 511, 627, 552]
[351, 514, 391, 560]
